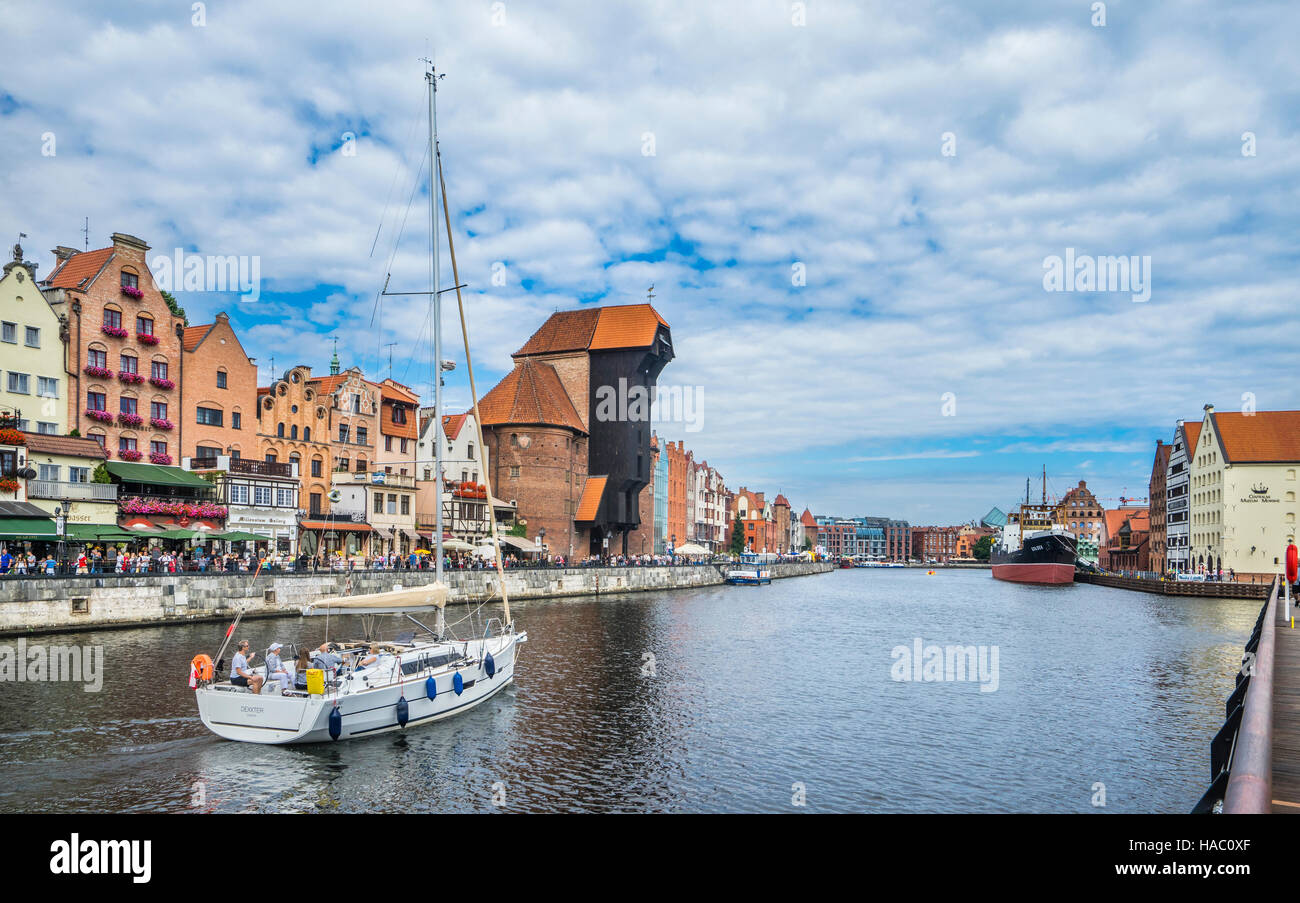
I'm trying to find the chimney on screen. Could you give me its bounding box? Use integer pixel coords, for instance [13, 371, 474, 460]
[111, 232, 150, 253]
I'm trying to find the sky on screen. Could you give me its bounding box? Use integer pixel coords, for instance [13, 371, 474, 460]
[1, 0, 1297, 524]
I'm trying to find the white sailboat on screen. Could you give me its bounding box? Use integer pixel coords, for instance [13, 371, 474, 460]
[194, 62, 526, 744]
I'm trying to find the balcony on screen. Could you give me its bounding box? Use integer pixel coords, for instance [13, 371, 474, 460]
[27, 480, 118, 502]
[230, 458, 294, 478]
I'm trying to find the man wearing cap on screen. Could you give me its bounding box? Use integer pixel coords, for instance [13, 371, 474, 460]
[264, 642, 292, 694]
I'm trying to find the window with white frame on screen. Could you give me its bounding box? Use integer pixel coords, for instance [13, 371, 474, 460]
[36, 422, 57, 435]
[38, 464, 59, 481]
[24, 326, 39, 348]
[7, 372, 29, 394]
[276, 487, 294, 507]
[69, 467, 90, 483]
[254, 486, 272, 507]
[229, 483, 249, 505]
[37, 377, 58, 398]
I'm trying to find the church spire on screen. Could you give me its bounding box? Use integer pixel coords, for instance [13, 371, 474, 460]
[330, 337, 340, 376]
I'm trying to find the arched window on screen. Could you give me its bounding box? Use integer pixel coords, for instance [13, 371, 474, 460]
[277, 422, 285, 438]
[290, 425, 298, 440]
[303, 426, 311, 442]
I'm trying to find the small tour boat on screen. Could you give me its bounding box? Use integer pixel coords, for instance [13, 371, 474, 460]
[725, 552, 773, 585]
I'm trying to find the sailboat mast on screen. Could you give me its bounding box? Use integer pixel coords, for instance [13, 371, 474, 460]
[427, 62, 444, 585]
[1041, 465, 1046, 506]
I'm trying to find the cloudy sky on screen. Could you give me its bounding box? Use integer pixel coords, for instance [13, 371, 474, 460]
[2, 0, 1297, 523]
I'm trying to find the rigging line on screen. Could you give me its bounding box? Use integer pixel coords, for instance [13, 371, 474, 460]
[369, 88, 431, 258]
[438, 149, 513, 630]
[369, 141, 431, 330]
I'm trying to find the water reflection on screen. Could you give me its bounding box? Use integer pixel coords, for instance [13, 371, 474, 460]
[0, 570, 1257, 812]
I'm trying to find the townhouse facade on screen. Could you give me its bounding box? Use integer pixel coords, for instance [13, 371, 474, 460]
[0, 244, 66, 435]
[1164, 419, 1198, 574]
[42, 233, 186, 464]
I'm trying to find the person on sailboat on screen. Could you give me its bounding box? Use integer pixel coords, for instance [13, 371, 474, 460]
[230, 641, 264, 694]
[264, 642, 292, 694]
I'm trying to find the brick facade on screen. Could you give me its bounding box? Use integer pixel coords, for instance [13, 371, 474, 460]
[180, 312, 257, 462]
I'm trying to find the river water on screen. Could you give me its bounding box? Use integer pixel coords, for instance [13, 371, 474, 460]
[0, 568, 1258, 813]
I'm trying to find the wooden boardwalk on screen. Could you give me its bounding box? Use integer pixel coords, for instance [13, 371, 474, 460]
[1273, 603, 1300, 812]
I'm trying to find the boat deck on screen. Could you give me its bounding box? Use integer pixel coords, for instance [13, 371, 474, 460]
[1272, 611, 1300, 812]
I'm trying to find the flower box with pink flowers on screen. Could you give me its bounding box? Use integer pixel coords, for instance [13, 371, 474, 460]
[149, 377, 175, 390]
[117, 413, 144, 427]
[100, 324, 128, 338]
[117, 371, 145, 384]
[136, 333, 159, 345]
[120, 285, 144, 300]
[150, 418, 174, 431]
[118, 449, 143, 461]
[84, 409, 114, 423]
[149, 452, 173, 465]
[119, 496, 227, 519]
[82, 365, 113, 379]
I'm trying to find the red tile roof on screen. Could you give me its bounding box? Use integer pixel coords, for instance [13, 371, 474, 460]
[442, 413, 467, 441]
[1210, 411, 1300, 463]
[588, 303, 668, 351]
[476, 359, 587, 432]
[20, 432, 108, 459]
[514, 303, 668, 357]
[182, 324, 214, 351]
[307, 374, 347, 396]
[514, 309, 600, 357]
[45, 247, 114, 290]
[800, 508, 818, 527]
[773, 494, 790, 507]
[575, 476, 607, 522]
[378, 379, 419, 405]
[1183, 421, 1202, 455]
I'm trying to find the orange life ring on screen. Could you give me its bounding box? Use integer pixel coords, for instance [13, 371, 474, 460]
[191, 653, 214, 682]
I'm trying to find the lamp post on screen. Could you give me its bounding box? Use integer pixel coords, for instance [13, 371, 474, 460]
[55, 503, 67, 575]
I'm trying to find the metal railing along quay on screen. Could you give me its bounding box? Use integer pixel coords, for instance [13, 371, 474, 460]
[1192, 576, 1279, 813]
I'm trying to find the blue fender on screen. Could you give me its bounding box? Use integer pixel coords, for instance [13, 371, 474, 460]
[453, 671, 464, 695]
[396, 694, 409, 728]
[425, 676, 437, 699]
[484, 652, 496, 679]
[328, 705, 342, 741]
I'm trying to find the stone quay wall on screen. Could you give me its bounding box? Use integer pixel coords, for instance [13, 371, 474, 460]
[0, 561, 833, 636]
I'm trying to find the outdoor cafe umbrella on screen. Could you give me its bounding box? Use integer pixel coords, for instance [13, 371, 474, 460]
[442, 539, 475, 552]
[673, 542, 710, 556]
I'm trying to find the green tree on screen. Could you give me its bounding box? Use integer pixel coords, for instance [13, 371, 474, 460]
[161, 289, 188, 326]
[973, 535, 994, 562]
[91, 463, 112, 484]
[508, 521, 527, 537]
[729, 517, 745, 555]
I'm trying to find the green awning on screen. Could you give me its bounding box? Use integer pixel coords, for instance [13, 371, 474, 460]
[152, 529, 199, 540]
[105, 461, 213, 488]
[0, 516, 57, 538]
[63, 523, 129, 540]
[216, 530, 268, 542]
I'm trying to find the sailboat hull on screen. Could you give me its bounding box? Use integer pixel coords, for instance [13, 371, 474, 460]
[196, 633, 524, 744]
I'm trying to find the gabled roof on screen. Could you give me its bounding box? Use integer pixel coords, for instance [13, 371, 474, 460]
[1182, 421, 1201, 455]
[442, 413, 468, 441]
[20, 432, 107, 459]
[800, 508, 818, 527]
[1209, 410, 1300, 463]
[575, 476, 607, 522]
[45, 247, 114, 290]
[477, 359, 587, 433]
[182, 324, 214, 351]
[773, 494, 790, 507]
[379, 379, 419, 405]
[513, 303, 668, 357]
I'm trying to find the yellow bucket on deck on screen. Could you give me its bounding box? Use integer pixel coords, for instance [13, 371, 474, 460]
[305, 668, 324, 695]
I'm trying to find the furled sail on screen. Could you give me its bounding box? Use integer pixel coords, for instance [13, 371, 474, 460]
[301, 582, 450, 616]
